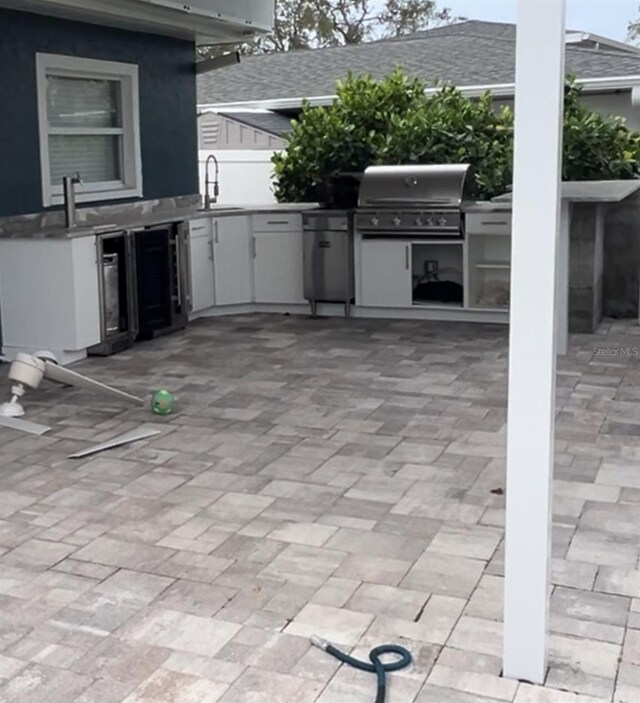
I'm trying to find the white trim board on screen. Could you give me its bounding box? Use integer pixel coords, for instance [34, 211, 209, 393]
[4, 0, 272, 43]
[200, 75, 640, 112]
[36, 53, 143, 208]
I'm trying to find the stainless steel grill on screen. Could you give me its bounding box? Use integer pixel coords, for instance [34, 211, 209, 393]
[355, 164, 470, 236]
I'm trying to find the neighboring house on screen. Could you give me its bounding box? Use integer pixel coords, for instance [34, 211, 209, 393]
[198, 20, 640, 131]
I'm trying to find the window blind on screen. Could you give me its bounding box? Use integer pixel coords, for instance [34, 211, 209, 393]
[49, 135, 121, 185]
[46, 76, 121, 129]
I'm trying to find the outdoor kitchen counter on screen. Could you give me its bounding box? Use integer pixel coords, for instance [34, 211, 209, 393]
[0, 203, 317, 240]
[493, 180, 640, 354]
[492, 180, 640, 203]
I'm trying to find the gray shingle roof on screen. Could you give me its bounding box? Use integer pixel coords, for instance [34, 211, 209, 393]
[198, 20, 640, 106]
[218, 111, 293, 136]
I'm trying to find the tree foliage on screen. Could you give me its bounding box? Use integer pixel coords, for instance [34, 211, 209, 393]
[272, 71, 640, 204]
[629, 7, 640, 43]
[562, 80, 640, 180]
[199, 0, 453, 57]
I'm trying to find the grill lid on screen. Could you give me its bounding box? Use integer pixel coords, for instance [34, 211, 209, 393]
[358, 164, 471, 209]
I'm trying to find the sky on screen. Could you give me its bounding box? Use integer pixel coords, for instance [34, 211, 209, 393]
[446, 0, 638, 42]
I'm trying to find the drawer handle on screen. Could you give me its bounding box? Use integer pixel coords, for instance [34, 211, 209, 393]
[266, 220, 290, 226]
[481, 220, 509, 226]
[405, 245, 410, 270]
[190, 225, 206, 232]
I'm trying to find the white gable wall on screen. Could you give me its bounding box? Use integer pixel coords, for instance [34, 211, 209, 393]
[198, 112, 285, 150]
[494, 89, 640, 131]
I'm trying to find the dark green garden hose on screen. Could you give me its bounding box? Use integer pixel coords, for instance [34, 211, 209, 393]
[311, 635, 412, 703]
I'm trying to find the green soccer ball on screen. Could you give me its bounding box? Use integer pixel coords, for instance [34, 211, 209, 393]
[151, 389, 174, 415]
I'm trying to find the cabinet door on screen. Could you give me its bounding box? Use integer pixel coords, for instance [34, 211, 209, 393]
[189, 233, 215, 312]
[214, 216, 253, 305]
[254, 232, 304, 304]
[359, 239, 412, 307]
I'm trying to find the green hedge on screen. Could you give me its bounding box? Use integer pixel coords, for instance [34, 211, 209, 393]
[272, 70, 640, 203]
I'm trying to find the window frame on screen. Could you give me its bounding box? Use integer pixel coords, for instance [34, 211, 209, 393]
[36, 53, 143, 207]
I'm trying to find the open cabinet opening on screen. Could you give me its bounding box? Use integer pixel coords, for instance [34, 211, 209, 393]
[412, 242, 464, 307]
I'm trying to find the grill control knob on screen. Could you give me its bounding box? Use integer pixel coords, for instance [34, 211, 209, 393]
[370, 216, 379, 226]
[392, 216, 402, 226]
[438, 216, 448, 227]
[426, 217, 434, 227]
[414, 216, 423, 227]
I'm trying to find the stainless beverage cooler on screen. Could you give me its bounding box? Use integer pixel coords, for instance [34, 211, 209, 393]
[89, 231, 137, 356]
[103, 253, 120, 336]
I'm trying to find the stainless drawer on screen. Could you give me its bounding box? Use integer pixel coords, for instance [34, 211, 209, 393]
[302, 214, 350, 231]
[465, 212, 512, 236]
[252, 213, 302, 233]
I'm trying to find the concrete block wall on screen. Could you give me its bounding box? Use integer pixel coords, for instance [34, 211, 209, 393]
[569, 204, 604, 333]
[569, 194, 640, 334]
[604, 190, 640, 320]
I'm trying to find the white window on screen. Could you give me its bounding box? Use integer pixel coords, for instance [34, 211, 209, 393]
[36, 54, 143, 207]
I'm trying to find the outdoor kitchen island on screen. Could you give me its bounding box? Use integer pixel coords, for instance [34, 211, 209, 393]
[8, 178, 640, 365]
[190, 165, 515, 326]
[351, 164, 512, 324]
[355, 202, 512, 324]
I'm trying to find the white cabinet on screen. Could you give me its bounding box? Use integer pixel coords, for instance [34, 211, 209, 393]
[254, 230, 305, 304]
[359, 238, 412, 307]
[0, 236, 100, 360]
[188, 215, 253, 310]
[189, 227, 215, 312]
[214, 216, 253, 305]
[467, 232, 512, 309]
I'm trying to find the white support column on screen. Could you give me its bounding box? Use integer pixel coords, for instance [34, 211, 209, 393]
[503, 0, 566, 685]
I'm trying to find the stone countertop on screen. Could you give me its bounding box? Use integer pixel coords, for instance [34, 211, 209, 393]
[463, 201, 512, 213]
[0, 203, 319, 240]
[492, 180, 640, 204]
[192, 203, 320, 220]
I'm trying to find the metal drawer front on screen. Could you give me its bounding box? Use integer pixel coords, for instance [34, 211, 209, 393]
[465, 213, 512, 236]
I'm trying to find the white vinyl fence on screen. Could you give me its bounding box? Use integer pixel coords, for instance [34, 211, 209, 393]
[198, 150, 278, 206]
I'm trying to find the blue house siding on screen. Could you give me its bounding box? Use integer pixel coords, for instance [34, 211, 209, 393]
[0, 8, 199, 218]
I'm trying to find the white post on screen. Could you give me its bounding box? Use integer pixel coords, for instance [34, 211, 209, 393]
[503, 0, 566, 685]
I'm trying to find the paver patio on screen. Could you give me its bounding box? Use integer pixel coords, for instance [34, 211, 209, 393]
[0, 313, 639, 702]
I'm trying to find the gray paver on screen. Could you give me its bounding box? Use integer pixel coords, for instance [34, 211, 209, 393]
[0, 314, 639, 702]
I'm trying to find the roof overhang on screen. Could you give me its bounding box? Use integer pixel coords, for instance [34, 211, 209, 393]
[565, 31, 640, 55]
[0, 0, 274, 44]
[200, 75, 640, 112]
